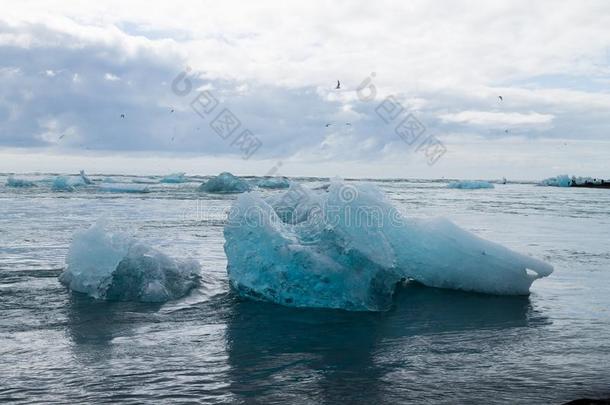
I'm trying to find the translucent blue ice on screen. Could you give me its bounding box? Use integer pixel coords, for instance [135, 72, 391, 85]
[59, 221, 200, 302]
[224, 181, 553, 311]
[6, 176, 36, 187]
[448, 180, 494, 189]
[540, 175, 572, 187]
[257, 177, 291, 189]
[160, 172, 188, 183]
[52, 175, 87, 191]
[199, 172, 251, 193]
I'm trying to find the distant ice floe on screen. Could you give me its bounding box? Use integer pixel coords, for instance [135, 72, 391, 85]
[539, 175, 602, 187]
[79, 170, 93, 185]
[447, 180, 495, 189]
[224, 181, 553, 311]
[199, 172, 251, 193]
[257, 176, 291, 189]
[59, 221, 200, 302]
[539, 175, 572, 187]
[160, 172, 188, 183]
[99, 183, 150, 193]
[50, 170, 93, 191]
[6, 176, 36, 188]
[132, 178, 159, 184]
[52, 175, 87, 191]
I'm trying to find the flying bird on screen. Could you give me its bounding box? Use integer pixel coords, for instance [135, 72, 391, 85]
[325, 123, 332, 127]
[120, 114, 125, 118]
[58, 134, 66, 140]
[335, 80, 340, 90]
[345, 123, 351, 126]
[170, 108, 174, 113]
[498, 96, 503, 101]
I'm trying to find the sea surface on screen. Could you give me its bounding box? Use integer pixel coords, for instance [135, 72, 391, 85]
[1, 174, 609, 404]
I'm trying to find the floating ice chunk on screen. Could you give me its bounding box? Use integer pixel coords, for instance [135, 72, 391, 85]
[199, 172, 251, 194]
[448, 180, 494, 189]
[59, 221, 200, 302]
[6, 176, 36, 187]
[79, 170, 93, 185]
[132, 178, 159, 184]
[99, 183, 150, 193]
[257, 177, 291, 189]
[52, 175, 86, 191]
[224, 181, 553, 311]
[160, 172, 188, 183]
[539, 175, 572, 187]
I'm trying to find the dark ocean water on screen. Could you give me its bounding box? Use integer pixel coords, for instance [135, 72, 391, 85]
[1, 174, 609, 404]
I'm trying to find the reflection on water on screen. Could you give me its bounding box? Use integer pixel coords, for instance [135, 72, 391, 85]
[224, 283, 547, 403]
[3, 178, 608, 403]
[65, 292, 161, 363]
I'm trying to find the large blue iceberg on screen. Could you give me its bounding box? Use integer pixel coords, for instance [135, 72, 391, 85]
[199, 172, 251, 194]
[447, 180, 494, 189]
[224, 181, 553, 311]
[59, 221, 200, 302]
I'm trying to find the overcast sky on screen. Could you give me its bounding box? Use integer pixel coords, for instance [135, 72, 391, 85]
[1, 0, 609, 179]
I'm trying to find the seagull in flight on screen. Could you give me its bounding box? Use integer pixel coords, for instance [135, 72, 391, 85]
[335, 80, 340, 90]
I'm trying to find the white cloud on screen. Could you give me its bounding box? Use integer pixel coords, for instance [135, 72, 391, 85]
[104, 72, 120, 81]
[439, 111, 554, 127]
[0, 0, 609, 177]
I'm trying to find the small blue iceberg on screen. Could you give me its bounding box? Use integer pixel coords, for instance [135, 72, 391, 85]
[199, 172, 251, 194]
[59, 221, 200, 302]
[160, 172, 188, 183]
[447, 180, 494, 189]
[6, 176, 36, 188]
[257, 176, 291, 189]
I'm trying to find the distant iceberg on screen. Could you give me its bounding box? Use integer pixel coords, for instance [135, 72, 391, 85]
[132, 178, 159, 184]
[99, 183, 150, 193]
[199, 172, 251, 193]
[538, 175, 602, 187]
[6, 176, 36, 188]
[257, 177, 291, 189]
[539, 175, 572, 187]
[224, 181, 553, 311]
[160, 172, 188, 183]
[447, 180, 494, 189]
[79, 170, 93, 185]
[52, 175, 87, 191]
[59, 221, 200, 302]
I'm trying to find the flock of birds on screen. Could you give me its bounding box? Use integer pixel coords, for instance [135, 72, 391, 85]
[57, 80, 530, 143]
